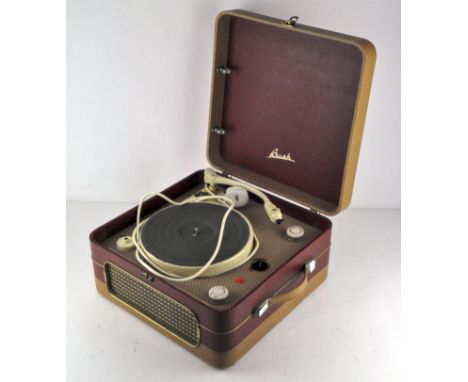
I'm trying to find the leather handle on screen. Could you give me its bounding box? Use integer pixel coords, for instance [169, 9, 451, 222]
[269, 269, 308, 306]
[253, 257, 316, 317]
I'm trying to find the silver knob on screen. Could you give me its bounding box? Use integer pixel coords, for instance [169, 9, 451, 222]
[208, 286, 229, 303]
[286, 225, 305, 240]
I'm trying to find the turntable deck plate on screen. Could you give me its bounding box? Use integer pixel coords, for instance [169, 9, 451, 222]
[104, 185, 322, 308]
[141, 203, 251, 266]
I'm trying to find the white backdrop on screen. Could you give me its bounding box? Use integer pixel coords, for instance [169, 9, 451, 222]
[67, 0, 400, 208]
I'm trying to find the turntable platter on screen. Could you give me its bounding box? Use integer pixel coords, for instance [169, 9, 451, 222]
[140, 203, 253, 275]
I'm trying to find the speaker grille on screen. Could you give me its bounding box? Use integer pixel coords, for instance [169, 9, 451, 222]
[105, 264, 200, 347]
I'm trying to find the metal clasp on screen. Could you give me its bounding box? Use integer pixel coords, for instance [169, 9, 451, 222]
[254, 299, 271, 318]
[141, 272, 154, 282]
[253, 257, 316, 318]
[305, 257, 316, 274]
[283, 16, 299, 27]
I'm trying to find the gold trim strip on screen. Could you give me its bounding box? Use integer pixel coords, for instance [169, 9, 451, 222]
[218, 10, 370, 49]
[96, 265, 329, 368]
[94, 247, 330, 336]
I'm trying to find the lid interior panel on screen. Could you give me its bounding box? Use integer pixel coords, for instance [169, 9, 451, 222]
[207, 12, 373, 214]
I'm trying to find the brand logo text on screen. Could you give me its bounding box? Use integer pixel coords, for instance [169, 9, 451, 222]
[266, 148, 295, 163]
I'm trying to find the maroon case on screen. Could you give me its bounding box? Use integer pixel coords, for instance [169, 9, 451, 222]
[90, 10, 375, 368]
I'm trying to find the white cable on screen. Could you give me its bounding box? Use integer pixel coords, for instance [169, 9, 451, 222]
[204, 186, 260, 265]
[132, 189, 259, 282]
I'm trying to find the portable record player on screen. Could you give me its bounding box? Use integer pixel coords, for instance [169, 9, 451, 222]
[90, 9, 376, 368]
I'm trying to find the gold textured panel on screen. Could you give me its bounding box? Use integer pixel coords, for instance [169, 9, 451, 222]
[95, 266, 329, 368]
[105, 263, 200, 347]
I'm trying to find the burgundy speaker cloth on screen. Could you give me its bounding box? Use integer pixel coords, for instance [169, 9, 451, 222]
[220, 17, 363, 205]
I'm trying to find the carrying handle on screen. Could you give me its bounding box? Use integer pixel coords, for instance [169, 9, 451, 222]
[253, 257, 316, 317]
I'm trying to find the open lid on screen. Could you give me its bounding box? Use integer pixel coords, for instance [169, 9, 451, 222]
[207, 10, 376, 215]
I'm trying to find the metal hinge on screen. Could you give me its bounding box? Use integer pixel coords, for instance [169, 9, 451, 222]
[216, 66, 232, 75]
[211, 126, 226, 135]
[307, 207, 320, 216]
[253, 257, 316, 318]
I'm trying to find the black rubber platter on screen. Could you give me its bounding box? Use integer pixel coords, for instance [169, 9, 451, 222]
[140, 203, 250, 266]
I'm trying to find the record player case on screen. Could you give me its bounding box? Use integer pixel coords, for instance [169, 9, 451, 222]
[90, 10, 376, 368]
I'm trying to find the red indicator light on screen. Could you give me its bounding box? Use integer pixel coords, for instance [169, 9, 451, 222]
[235, 276, 244, 284]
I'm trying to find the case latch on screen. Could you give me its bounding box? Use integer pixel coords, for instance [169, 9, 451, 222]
[283, 16, 299, 27]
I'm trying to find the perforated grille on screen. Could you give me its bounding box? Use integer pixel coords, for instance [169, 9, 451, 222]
[105, 264, 200, 346]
